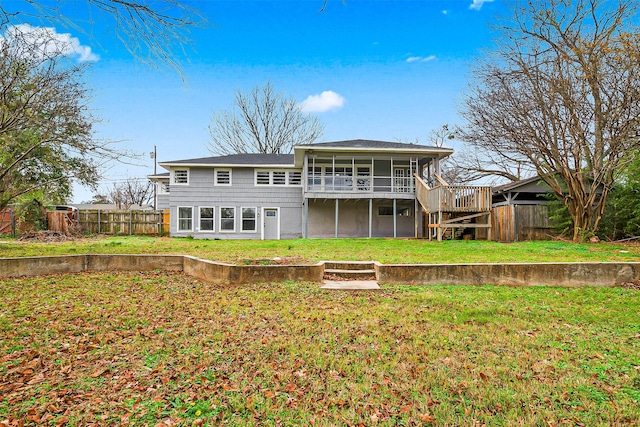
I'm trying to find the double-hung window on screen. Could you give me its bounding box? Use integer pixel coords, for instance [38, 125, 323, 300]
[177, 206, 193, 231]
[241, 207, 257, 232]
[199, 207, 215, 232]
[220, 207, 235, 232]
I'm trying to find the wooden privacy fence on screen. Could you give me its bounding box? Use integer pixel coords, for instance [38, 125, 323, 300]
[0, 208, 15, 236]
[481, 204, 554, 242]
[77, 209, 170, 235]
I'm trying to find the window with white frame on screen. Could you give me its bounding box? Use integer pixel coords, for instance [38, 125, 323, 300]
[255, 170, 302, 186]
[272, 171, 286, 185]
[199, 207, 214, 231]
[241, 207, 257, 232]
[220, 207, 235, 232]
[256, 171, 270, 185]
[288, 171, 302, 185]
[215, 169, 231, 186]
[177, 206, 193, 231]
[159, 181, 170, 194]
[172, 169, 189, 185]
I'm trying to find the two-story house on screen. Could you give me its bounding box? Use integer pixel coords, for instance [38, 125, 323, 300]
[149, 139, 492, 240]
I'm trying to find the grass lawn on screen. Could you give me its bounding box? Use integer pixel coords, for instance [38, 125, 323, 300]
[1, 272, 639, 426]
[1, 235, 640, 264]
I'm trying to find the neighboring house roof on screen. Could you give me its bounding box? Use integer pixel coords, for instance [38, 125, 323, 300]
[159, 153, 295, 168]
[148, 172, 170, 180]
[493, 176, 550, 195]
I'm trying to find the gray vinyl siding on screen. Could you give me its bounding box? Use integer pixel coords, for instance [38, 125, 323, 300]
[168, 167, 303, 239]
[156, 194, 170, 210]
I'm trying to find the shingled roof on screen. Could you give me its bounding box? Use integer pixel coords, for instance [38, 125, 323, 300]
[297, 139, 442, 150]
[160, 153, 295, 166]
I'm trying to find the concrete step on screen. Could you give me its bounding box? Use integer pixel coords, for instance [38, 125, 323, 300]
[323, 261, 376, 271]
[324, 268, 376, 280]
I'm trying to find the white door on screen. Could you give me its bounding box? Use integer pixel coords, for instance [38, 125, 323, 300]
[263, 208, 279, 240]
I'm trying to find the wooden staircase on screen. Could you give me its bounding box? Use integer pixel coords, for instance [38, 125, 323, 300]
[414, 173, 493, 241]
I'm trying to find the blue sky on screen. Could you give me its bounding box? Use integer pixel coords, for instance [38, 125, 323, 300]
[7, 0, 508, 202]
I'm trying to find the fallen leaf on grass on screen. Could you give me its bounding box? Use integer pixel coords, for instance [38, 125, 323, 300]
[420, 414, 436, 422]
[90, 368, 108, 378]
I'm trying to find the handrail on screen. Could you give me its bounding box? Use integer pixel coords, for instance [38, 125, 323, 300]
[414, 173, 492, 213]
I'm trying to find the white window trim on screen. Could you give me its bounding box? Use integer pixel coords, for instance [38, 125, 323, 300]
[158, 181, 170, 194]
[219, 206, 236, 233]
[240, 207, 258, 233]
[198, 206, 215, 233]
[215, 169, 232, 186]
[171, 168, 189, 186]
[177, 206, 193, 232]
[254, 169, 302, 186]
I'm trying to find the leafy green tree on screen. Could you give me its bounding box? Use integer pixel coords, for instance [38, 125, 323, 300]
[0, 32, 110, 210]
[598, 155, 640, 240]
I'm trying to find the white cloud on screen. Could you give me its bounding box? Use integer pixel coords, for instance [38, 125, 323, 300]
[469, 0, 494, 11]
[2, 24, 99, 62]
[300, 91, 345, 113]
[406, 55, 436, 63]
[442, 10, 449, 15]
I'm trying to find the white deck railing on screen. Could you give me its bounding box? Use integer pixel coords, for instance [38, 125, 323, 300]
[306, 174, 414, 194]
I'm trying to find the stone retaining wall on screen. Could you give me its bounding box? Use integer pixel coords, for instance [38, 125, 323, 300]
[377, 262, 640, 287]
[1, 255, 638, 287]
[0, 254, 324, 285]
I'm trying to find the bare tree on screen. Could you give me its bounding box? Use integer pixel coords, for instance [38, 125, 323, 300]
[207, 82, 324, 155]
[458, 0, 640, 241]
[93, 178, 154, 209]
[0, 0, 200, 71]
[428, 124, 455, 148]
[445, 147, 537, 184]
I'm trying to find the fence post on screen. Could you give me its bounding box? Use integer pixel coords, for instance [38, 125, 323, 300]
[98, 209, 101, 234]
[129, 210, 132, 235]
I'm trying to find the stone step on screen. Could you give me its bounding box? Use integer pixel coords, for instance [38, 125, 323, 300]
[323, 261, 376, 271]
[324, 268, 376, 280]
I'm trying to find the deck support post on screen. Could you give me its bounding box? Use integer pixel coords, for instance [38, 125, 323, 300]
[303, 198, 309, 238]
[369, 199, 373, 238]
[414, 199, 419, 238]
[335, 199, 339, 238]
[437, 211, 442, 241]
[393, 199, 397, 238]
